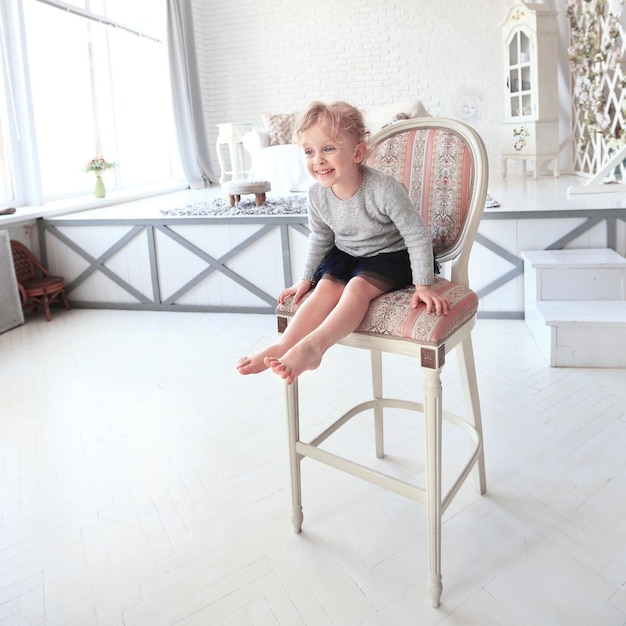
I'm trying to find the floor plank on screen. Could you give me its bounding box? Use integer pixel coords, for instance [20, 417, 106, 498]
[0, 308, 625, 625]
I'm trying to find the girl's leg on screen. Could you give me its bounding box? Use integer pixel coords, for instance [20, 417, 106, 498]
[237, 278, 345, 374]
[266, 276, 385, 383]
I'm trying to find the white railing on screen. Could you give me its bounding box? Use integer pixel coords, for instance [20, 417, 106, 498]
[569, 142, 626, 195]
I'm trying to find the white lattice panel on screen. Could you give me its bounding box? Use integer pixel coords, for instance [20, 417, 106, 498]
[570, 2, 626, 176]
[0, 230, 24, 333]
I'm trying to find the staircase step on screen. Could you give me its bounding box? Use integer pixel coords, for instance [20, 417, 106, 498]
[522, 248, 626, 268]
[537, 300, 626, 325]
[527, 300, 626, 367]
[522, 248, 626, 301]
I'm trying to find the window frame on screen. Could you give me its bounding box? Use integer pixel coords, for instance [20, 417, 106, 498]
[0, 0, 186, 218]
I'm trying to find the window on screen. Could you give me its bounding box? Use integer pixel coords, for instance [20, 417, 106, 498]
[0, 7, 16, 207]
[0, 103, 14, 207]
[0, 0, 183, 209]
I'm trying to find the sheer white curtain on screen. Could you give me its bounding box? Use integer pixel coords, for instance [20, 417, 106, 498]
[167, 0, 217, 187]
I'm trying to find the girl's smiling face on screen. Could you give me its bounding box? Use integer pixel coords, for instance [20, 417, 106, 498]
[301, 123, 366, 200]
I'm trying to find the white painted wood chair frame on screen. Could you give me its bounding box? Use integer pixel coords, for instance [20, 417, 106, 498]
[276, 118, 489, 607]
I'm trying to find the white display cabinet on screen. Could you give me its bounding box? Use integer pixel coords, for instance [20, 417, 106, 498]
[501, 3, 560, 179]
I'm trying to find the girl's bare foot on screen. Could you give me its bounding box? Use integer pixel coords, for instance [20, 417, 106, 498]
[237, 344, 284, 375]
[264, 341, 325, 384]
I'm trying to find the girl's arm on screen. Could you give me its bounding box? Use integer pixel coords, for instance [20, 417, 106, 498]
[382, 181, 434, 286]
[380, 176, 450, 316]
[301, 193, 335, 281]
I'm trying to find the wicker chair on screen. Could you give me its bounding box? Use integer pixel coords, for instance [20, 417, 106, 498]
[275, 117, 489, 607]
[10, 240, 71, 321]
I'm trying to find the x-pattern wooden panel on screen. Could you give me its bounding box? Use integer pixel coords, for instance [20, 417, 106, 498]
[39, 207, 626, 316]
[39, 216, 310, 313]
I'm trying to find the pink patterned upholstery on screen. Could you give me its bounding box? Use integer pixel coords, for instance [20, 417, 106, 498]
[366, 127, 473, 257]
[277, 276, 478, 346]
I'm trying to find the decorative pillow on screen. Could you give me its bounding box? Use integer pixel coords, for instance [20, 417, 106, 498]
[364, 100, 431, 134]
[261, 113, 297, 146]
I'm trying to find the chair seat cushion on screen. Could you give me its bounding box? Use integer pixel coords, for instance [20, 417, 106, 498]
[22, 275, 66, 296]
[276, 276, 478, 346]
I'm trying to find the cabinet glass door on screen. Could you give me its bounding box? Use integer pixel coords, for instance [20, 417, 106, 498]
[508, 31, 531, 118]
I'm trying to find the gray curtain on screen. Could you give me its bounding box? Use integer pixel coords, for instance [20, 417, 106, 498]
[166, 0, 217, 187]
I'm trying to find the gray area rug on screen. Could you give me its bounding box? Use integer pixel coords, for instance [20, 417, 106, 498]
[160, 192, 500, 217]
[160, 195, 308, 216]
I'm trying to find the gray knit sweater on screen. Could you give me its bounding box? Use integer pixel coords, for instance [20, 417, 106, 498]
[302, 166, 434, 286]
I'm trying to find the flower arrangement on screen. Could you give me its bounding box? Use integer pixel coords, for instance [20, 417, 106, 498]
[84, 156, 116, 174]
[567, 0, 625, 151]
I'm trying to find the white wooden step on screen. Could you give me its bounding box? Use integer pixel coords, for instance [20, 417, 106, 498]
[528, 300, 626, 367]
[538, 300, 626, 325]
[522, 248, 626, 301]
[522, 249, 626, 367]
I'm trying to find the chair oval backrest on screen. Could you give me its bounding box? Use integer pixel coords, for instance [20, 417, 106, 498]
[10, 241, 37, 283]
[367, 117, 488, 266]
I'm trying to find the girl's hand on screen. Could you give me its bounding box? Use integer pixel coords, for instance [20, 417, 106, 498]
[412, 285, 450, 316]
[278, 279, 313, 305]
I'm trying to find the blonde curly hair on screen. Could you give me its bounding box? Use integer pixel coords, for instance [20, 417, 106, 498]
[293, 101, 369, 149]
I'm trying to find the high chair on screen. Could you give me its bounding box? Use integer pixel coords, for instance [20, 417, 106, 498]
[275, 117, 489, 607]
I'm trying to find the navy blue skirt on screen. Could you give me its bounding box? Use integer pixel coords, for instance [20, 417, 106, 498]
[313, 246, 413, 292]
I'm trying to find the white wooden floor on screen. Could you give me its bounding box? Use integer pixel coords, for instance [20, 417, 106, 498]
[1, 308, 625, 625]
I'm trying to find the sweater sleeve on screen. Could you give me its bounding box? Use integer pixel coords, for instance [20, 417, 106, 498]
[374, 174, 434, 286]
[301, 188, 335, 282]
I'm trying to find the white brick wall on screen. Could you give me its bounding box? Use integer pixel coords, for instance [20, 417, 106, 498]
[193, 0, 570, 180]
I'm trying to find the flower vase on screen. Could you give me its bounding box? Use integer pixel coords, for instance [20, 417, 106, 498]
[94, 174, 106, 198]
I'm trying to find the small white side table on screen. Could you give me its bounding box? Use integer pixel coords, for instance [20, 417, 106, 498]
[216, 123, 252, 184]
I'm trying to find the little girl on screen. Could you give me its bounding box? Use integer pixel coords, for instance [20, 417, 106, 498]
[237, 101, 449, 384]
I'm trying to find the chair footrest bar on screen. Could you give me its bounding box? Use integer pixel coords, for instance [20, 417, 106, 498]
[308, 398, 420, 447]
[296, 441, 428, 503]
[440, 412, 484, 511]
[300, 399, 483, 514]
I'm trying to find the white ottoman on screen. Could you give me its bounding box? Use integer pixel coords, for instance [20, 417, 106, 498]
[223, 179, 271, 207]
